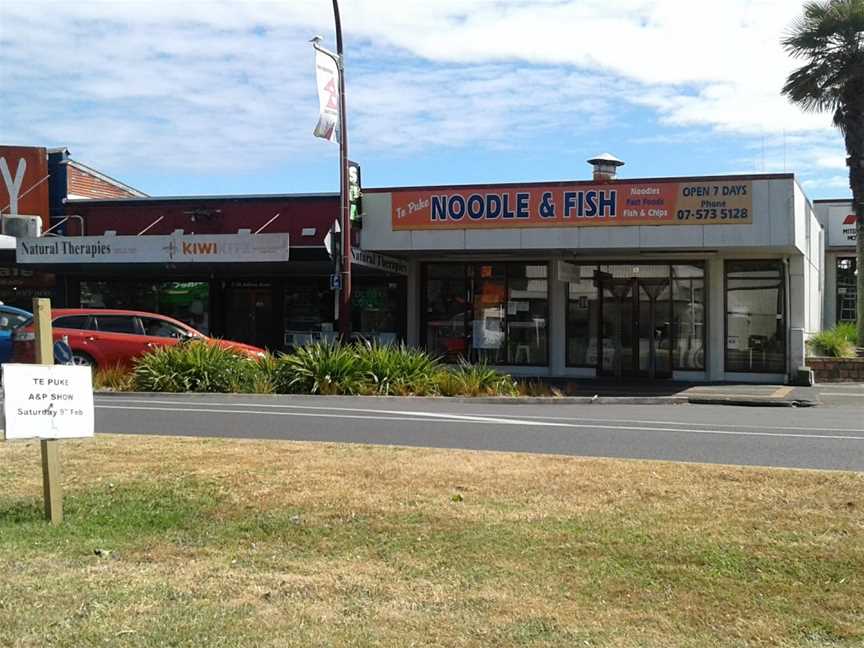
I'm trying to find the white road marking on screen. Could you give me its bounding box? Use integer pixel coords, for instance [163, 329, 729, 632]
[96, 404, 568, 427]
[95, 403, 864, 441]
[96, 396, 864, 434]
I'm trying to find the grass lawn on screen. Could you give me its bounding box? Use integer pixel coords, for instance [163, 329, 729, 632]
[1, 435, 862, 647]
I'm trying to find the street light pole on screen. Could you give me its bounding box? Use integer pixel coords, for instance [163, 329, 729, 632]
[328, 1, 351, 339]
[333, 1, 352, 339]
[311, 1, 351, 338]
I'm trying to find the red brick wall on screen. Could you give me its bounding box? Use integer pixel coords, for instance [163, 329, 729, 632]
[807, 357, 864, 383]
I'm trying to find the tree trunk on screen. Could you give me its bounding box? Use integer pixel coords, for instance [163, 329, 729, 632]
[844, 99, 864, 348]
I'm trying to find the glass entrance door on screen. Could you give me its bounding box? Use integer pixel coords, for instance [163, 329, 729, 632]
[598, 266, 672, 379]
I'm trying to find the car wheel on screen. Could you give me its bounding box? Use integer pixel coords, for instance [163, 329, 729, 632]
[72, 352, 96, 368]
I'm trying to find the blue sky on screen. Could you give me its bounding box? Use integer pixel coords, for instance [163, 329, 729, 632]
[0, 0, 852, 200]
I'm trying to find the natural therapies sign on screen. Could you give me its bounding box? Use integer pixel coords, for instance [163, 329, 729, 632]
[391, 180, 752, 230]
[16, 232, 290, 264]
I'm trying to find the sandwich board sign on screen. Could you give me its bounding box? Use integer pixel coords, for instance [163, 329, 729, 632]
[1, 364, 94, 440]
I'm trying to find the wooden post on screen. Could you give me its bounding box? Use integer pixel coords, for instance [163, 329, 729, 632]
[34, 298, 62, 525]
[40, 439, 62, 524]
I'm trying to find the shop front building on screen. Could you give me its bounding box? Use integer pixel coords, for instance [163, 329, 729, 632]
[815, 199, 857, 327]
[15, 193, 407, 352]
[361, 165, 824, 383]
[0, 145, 146, 309]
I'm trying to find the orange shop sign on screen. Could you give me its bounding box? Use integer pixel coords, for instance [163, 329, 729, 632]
[391, 180, 752, 230]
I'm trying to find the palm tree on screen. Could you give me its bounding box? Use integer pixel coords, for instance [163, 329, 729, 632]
[782, 0, 864, 345]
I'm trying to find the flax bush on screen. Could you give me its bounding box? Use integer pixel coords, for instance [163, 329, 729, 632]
[275, 340, 365, 395]
[130, 339, 518, 397]
[356, 341, 441, 395]
[808, 323, 859, 358]
[93, 365, 135, 392]
[134, 341, 264, 393]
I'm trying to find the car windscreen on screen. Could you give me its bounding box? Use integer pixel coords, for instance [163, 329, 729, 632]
[0, 312, 31, 331]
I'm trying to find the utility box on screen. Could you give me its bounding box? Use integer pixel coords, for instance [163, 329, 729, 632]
[2, 215, 43, 238]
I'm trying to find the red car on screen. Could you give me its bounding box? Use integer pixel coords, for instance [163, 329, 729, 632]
[12, 308, 265, 369]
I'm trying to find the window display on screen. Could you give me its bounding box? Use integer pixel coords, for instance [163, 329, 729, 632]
[423, 263, 548, 365]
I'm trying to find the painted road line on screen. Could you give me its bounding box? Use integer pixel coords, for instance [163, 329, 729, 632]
[466, 414, 864, 434]
[771, 386, 794, 398]
[818, 392, 864, 397]
[96, 404, 574, 428]
[95, 403, 864, 441]
[95, 397, 864, 434]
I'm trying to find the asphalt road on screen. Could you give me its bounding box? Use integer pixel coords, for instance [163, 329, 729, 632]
[88, 393, 864, 472]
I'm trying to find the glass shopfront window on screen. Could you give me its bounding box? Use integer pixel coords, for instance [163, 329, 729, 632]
[352, 280, 404, 345]
[424, 265, 469, 362]
[565, 263, 704, 375]
[0, 267, 56, 310]
[80, 280, 210, 334]
[472, 264, 507, 364]
[837, 257, 857, 323]
[566, 267, 600, 366]
[284, 279, 334, 348]
[725, 261, 785, 373]
[506, 264, 548, 365]
[423, 262, 548, 365]
[672, 264, 705, 370]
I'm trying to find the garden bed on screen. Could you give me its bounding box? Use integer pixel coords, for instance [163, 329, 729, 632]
[96, 340, 520, 397]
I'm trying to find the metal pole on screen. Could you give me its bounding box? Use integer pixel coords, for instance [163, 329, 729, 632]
[333, 0, 352, 339]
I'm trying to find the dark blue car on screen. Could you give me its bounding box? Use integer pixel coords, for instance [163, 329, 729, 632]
[0, 304, 32, 363]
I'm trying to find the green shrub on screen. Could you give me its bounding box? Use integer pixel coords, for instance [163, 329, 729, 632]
[835, 321, 859, 346]
[356, 342, 441, 395]
[133, 338, 519, 397]
[808, 323, 858, 358]
[439, 361, 518, 397]
[93, 365, 135, 392]
[134, 341, 263, 393]
[276, 340, 365, 395]
[433, 370, 464, 397]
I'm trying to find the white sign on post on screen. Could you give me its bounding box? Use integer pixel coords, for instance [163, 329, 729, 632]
[1, 364, 94, 440]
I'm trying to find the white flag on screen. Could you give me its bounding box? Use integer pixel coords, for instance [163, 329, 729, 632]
[313, 49, 340, 144]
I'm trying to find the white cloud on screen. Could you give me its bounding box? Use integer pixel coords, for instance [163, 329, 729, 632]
[0, 0, 848, 193]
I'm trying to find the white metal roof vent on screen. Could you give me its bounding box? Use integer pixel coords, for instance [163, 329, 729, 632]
[587, 153, 624, 182]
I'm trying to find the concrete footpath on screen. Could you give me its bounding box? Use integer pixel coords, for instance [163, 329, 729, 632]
[513, 380, 824, 407]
